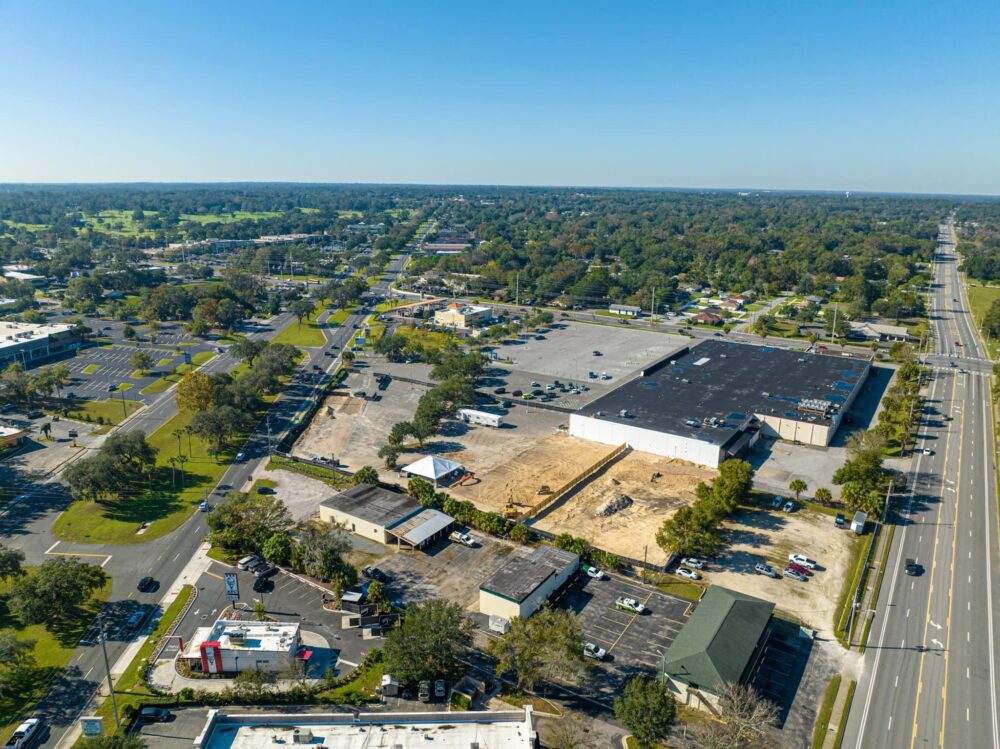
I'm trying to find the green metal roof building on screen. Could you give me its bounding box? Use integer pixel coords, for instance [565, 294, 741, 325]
[662, 586, 774, 712]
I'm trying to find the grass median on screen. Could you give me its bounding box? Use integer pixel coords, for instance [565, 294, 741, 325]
[0, 574, 112, 742]
[812, 674, 842, 749]
[63, 397, 143, 425]
[273, 301, 327, 347]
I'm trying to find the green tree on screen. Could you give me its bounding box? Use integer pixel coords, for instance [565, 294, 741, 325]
[230, 337, 267, 366]
[788, 479, 807, 501]
[613, 675, 677, 749]
[0, 545, 24, 582]
[378, 444, 400, 469]
[352, 465, 380, 485]
[814, 487, 833, 505]
[207, 491, 293, 554]
[382, 599, 474, 683]
[0, 629, 37, 699]
[176, 371, 215, 413]
[655, 505, 721, 557]
[366, 580, 388, 612]
[80, 734, 147, 749]
[7, 557, 108, 628]
[262, 532, 293, 565]
[488, 607, 587, 691]
[129, 350, 153, 374]
[290, 298, 315, 327]
[408, 477, 436, 505]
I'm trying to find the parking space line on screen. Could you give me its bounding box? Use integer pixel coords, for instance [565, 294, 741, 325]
[205, 571, 223, 580]
[589, 622, 626, 637]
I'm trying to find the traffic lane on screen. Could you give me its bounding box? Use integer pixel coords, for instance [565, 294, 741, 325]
[944, 374, 996, 746]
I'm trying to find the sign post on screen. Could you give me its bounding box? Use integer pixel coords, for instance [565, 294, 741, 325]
[80, 717, 103, 739]
[224, 572, 239, 602]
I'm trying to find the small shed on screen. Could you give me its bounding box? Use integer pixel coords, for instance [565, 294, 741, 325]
[609, 303, 641, 317]
[401, 455, 466, 487]
[851, 511, 867, 534]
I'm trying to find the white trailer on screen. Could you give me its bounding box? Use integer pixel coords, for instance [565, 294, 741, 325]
[457, 408, 504, 428]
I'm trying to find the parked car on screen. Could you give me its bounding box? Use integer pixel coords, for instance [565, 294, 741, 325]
[138, 707, 171, 723]
[583, 564, 606, 580]
[615, 596, 646, 614]
[449, 531, 476, 547]
[787, 562, 813, 577]
[782, 501, 796, 512]
[67, 430, 78, 438]
[754, 562, 779, 578]
[106, 383, 117, 392]
[418, 680, 432, 702]
[680, 557, 705, 570]
[788, 553, 817, 569]
[362, 566, 388, 582]
[771, 496, 783, 509]
[254, 564, 277, 579]
[583, 642, 607, 660]
[676, 567, 701, 581]
[493, 387, 506, 394]
[257, 486, 275, 494]
[434, 679, 447, 699]
[137, 576, 155, 592]
[237, 555, 262, 571]
[783, 567, 807, 582]
[835, 514, 846, 528]
[253, 577, 272, 593]
[511, 390, 523, 397]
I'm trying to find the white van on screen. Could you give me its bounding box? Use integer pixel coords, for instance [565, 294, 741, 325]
[237, 554, 260, 571]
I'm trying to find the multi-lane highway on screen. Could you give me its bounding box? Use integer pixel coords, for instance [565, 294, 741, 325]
[0, 248, 415, 749]
[844, 217, 1000, 748]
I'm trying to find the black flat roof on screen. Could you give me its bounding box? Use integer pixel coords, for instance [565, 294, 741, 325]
[480, 545, 579, 603]
[321, 483, 421, 528]
[577, 340, 870, 446]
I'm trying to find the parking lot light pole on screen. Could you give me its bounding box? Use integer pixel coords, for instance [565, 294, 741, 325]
[98, 619, 120, 727]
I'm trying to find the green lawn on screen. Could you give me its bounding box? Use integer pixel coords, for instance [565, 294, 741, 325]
[654, 579, 705, 601]
[180, 211, 281, 224]
[82, 363, 99, 374]
[139, 352, 215, 395]
[52, 407, 239, 545]
[115, 382, 133, 392]
[64, 398, 143, 425]
[328, 306, 354, 326]
[0, 573, 112, 742]
[156, 358, 174, 367]
[965, 284, 1000, 359]
[812, 674, 842, 749]
[81, 210, 156, 239]
[273, 301, 327, 347]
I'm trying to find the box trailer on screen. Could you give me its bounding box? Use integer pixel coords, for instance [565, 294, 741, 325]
[851, 511, 867, 535]
[457, 408, 504, 428]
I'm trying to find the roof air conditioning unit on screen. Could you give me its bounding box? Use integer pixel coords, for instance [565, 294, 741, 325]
[292, 729, 313, 744]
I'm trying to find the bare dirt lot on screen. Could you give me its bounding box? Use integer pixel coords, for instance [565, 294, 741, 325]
[532, 452, 715, 565]
[697, 506, 856, 640]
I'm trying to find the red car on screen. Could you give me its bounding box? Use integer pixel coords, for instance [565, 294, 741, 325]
[511, 390, 523, 397]
[787, 562, 813, 577]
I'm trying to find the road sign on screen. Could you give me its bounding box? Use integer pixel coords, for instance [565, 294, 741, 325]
[183, 351, 192, 364]
[80, 716, 103, 738]
[224, 572, 240, 602]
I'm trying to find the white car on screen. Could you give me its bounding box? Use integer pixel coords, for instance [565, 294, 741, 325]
[583, 642, 607, 660]
[5, 718, 41, 749]
[235, 451, 246, 462]
[615, 596, 646, 614]
[449, 531, 476, 547]
[676, 567, 701, 581]
[680, 557, 705, 570]
[922, 448, 933, 456]
[788, 553, 817, 569]
[584, 565, 606, 579]
[782, 501, 796, 513]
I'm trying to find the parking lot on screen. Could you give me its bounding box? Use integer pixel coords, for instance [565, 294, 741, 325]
[557, 573, 692, 688]
[165, 561, 374, 676]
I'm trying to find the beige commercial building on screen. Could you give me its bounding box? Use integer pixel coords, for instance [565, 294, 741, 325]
[319, 483, 454, 550]
[434, 302, 492, 329]
[479, 545, 579, 622]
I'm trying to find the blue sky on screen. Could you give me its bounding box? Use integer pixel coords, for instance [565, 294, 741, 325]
[1, 0, 997, 193]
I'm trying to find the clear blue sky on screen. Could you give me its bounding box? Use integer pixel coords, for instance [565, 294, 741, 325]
[1, 0, 997, 194]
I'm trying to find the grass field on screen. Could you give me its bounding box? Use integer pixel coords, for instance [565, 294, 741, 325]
[115, 382, 133, 392]
[2, 220, 51, 233]
[81, 210, 156, 238]
[81, 363, 99, 374]
[156, 358, 174, 367]
[273, 301, 327, 347]
[52, 406, 239, 545]
[0, 573, 112, 742]
[64, 398, 143, 425]
[180, 211, 281, 224]
[139, 352, 215, 395]
[965, 284, 1000, 359]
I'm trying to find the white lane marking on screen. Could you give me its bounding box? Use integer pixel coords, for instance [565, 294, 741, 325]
[45, 541, 60, 554]
[888, 716, 893, 732]
[980, 379, 1000, 749]
[894, 675, 899, 688]
[83, 666, 94, 680]
[906, 609, 910, 618]
[100, 555, 112, 568]
[931, 620, 942, 630]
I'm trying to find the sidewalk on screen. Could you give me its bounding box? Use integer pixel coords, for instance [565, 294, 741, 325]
[821, 677, 853, 749]
[850, 512, 894, 649]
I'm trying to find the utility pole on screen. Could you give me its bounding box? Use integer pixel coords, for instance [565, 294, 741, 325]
[98, 620, 120, 727]
[515, 272, 519, 307]
[651, 286, 656, 322]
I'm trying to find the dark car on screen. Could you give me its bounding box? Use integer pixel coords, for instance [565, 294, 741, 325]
[138, 707, 171, 722]
[905, 558, 921, 576]
[434, 679, 447, 699]
[493, 387, 506, 394]
[835, 513, 846, 528]
[254, 565, 278, 579]
[137, 576, 155, 592]
[511, 390, 523, 397]
[257, 486, 275, 494]
[253, 577, 273, 593]
[362, 566, 388, 583]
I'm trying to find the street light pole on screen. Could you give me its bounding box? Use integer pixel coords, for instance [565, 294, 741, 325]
[98, 620, 120, 727]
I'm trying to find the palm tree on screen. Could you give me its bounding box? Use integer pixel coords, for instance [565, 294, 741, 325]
[167, 456, 178, 489]
[815, 487, 833, 505]
[789, 479, 807, 501]
[176, 454, 188, 489]
[184, 425, 194, 455]
[253, 600, 266, 622]
[172, 428, 185, 456]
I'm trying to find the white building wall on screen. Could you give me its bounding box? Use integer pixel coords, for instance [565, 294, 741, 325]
[755, 415, 833, 446]
[219, 648, 292, 673]
[319, 506, 389, 544]
[479, 591, 524, 620]
[569, 415, 722, 469]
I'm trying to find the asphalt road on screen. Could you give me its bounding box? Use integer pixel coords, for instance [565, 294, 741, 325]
[843, 217, 1000, 748]
[0, 248, 415, 749]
